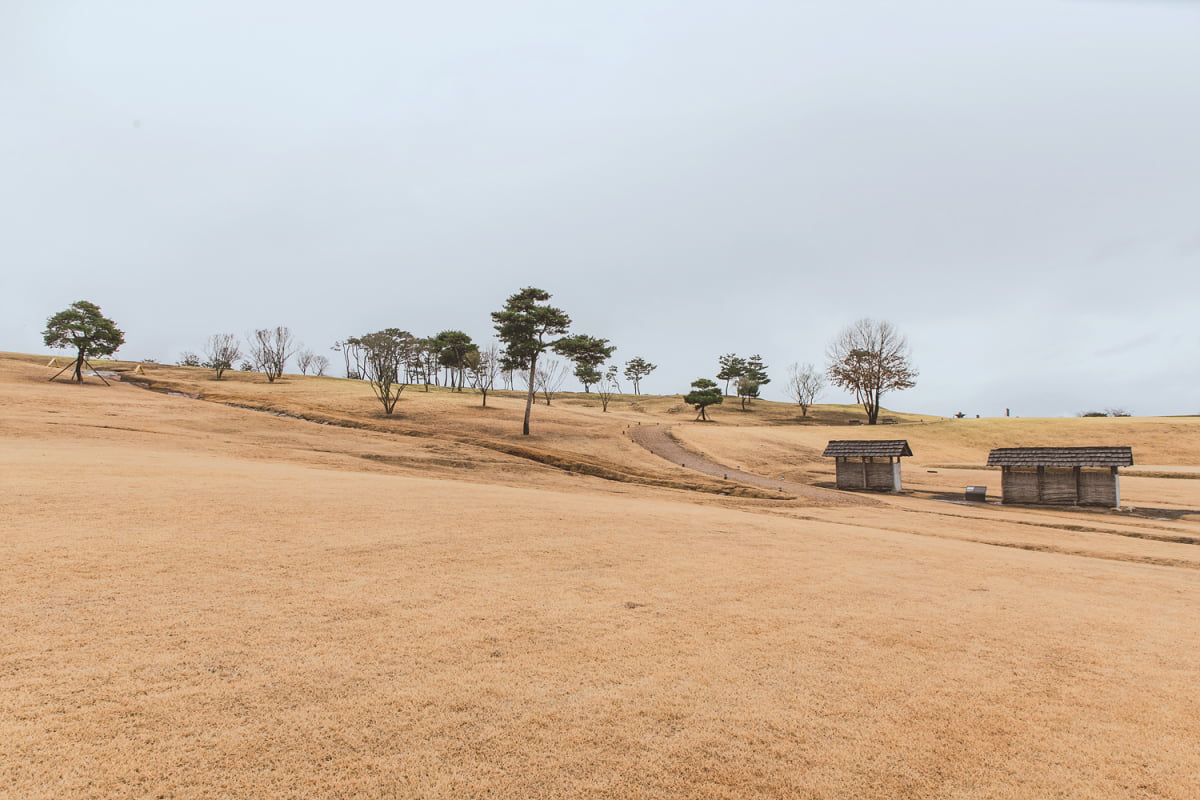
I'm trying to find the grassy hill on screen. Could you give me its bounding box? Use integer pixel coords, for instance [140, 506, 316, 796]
[4, 351, 1200, 799]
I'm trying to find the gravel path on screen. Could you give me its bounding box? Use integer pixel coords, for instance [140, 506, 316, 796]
[629, 424, 873, 505]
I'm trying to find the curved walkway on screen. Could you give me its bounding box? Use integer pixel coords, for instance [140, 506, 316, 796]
[629, 424, 874, 505]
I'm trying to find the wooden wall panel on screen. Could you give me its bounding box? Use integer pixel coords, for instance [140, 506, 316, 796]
[1002, 467, 1040, 504]
[835, 460, 861, 489]
[1041, 467, 1078, 504]
[1079, 468, 1117, 507]
[866, 461, 896, 490]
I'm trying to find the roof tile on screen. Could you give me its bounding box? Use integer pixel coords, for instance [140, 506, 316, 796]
[986, 447, 1133, 467]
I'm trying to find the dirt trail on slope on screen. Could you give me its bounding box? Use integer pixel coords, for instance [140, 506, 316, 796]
[630, 424, 876, 506]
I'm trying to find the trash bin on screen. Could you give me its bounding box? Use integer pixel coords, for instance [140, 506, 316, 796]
[965, 485, 987, 502]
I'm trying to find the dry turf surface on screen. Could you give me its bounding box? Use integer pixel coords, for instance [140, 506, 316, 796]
[2, 354, 1199, 799]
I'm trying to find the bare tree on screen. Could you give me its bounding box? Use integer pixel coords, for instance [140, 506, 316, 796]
[826, 318, 917, 425]
[465, 342, 503, 407]
[248, 326, 297, 383]
[786, 362, 825, 417]
[296, 349, 315, 375]
[533, 357, 569, 405]
[203, 333, 242, 380]
[311, 354, 330, 377]
[595, 364, 619, 412]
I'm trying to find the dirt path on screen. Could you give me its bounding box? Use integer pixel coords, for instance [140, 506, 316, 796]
[630, 424, 874, 505]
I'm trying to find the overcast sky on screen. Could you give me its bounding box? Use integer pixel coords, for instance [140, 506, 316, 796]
[4, 0, 1198, 417]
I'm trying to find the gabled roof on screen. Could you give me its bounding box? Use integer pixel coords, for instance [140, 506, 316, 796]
[822, 440, 913, 458]
[986, 446, 1133, 467]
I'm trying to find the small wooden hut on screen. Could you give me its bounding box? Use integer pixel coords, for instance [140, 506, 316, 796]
[986, 447, 1133, 507]
[823, 440, 913, 491]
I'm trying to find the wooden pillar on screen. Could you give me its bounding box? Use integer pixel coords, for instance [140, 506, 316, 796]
[1074, 466, 1082, 505]
[1036, 465, 1045, 503]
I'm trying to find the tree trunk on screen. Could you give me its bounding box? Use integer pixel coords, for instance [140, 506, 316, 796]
[73, 353, 84, 383]
[522, 354, 537, 435]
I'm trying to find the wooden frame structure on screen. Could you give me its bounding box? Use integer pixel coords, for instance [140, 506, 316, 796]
[823, 440, 913, 491]
[986, 447, 1133, 508]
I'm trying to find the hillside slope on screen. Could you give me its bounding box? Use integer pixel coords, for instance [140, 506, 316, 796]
[3, 352, 1199, 799]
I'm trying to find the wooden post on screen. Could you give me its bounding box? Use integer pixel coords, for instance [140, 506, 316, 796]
[1037, 466, 1045, 504]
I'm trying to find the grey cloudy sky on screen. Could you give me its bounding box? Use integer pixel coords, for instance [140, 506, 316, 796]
[4, 0, 1198, 417]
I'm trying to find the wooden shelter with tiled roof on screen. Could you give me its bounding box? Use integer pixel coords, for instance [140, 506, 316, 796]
[986, 447, 1133, 507]
[823, 440, 913, 491]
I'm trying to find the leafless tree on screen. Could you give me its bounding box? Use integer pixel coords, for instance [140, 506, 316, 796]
[786, 362, 825, 417]
[826, 318, 917, 425]
[465, 342, 503, 407]
[203, 333, 242, 380]
[248, 326, 297, 383]
[531, 357, 569, 405]
[595, 364, 620, 412]
[311, 354, 330, 377]
[296, 349, 315, 375]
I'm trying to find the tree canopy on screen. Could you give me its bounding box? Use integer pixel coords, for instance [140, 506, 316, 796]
[735, 376, 760, 410]
[716, 353, 746, 395]
[555, 334, 615, 392]
[491, 287, 571, 435]
[43, 300, 125, 383]
[684, 378, 723, 421]
[623, 357, 657, 395]
[359, 328, 416, 414]
[744, 354, 769, 387]
[433, 330, 477, 391]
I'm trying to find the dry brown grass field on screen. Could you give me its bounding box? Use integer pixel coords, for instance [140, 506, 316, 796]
[3, 353, 1198, 799]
